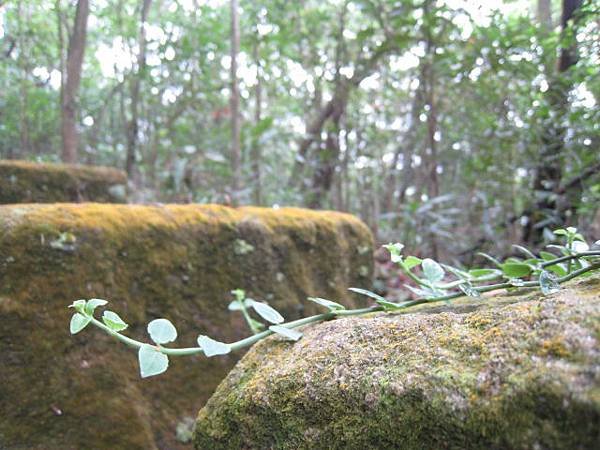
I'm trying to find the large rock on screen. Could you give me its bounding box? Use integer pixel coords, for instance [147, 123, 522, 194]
[0, 160, 127, 203]
[195, 274, 600, 450]
[0, 204, 373, 449]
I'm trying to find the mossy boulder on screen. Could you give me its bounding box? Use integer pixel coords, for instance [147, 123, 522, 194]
[0, 204, 373, 450]
[195, 274, 600, 450]
[0, 160, 127, 203]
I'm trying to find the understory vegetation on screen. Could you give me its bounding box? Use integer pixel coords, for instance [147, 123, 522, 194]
[70, 226, 600, 378]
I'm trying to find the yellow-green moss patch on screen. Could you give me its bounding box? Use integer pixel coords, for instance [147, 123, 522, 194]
[0, 203, 373, 449]
[0, 160, 127, 204]
[194, 274, 600, 450]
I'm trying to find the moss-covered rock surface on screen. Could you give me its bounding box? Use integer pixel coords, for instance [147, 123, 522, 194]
[0, 160, 127, 203]
[0, 204, 372, 450]
[195, 274, 600, 450]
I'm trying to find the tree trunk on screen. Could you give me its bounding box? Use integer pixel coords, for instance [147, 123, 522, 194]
[526, 0, 582, 243]
[289, 37, 392, 191]
[61, 0, 89, 164]
[251, 38, 263, 205]
[537, 0, 553, 29]
[230, 0, 241, 203]
[125, 0, 152, 178]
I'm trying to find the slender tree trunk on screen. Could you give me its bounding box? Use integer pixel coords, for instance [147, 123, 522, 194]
[56, 0, 66, 159]
[125, 0, 152, 178]
[230, 0, 241, 203]
[537, 0, 553, 29]
[307, 4, 348, 209]
[251, 38, 263, 205]
[526, 0, 582, 243]
[15, 0, 30, 159]
[61, 0, 89, 164]
[422, 0, 440, 258]
[382, 67, 425, 212]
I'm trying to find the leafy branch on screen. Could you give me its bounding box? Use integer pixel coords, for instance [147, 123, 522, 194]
[69, 227, 600, 378]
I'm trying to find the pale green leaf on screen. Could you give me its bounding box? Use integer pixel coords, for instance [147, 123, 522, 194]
[227, 298, 252, 311]
[422, 258, 445, 283]
[84, 298, 107, 315]
[501, 263, 532, 278]
[403, 255, 422, 270]
[138, 344, 169, 378]
[248, 300, 284, 324]
[459, 282, 481, 298]
[147, 318, 178, 344]
[197, 335, 231, 357]
[539, 270, 560, 295]
[102, 310, 128, 332]
[70, 313, 91, 334]
[512, 245, 536, 259]
[383, 243, 404, 263]
[68, 299, 86, 314]
[306, 297, 345, 311]
[269, 325, 303, 341]
[348, 287, 386, 302]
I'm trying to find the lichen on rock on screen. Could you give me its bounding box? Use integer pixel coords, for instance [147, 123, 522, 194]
[0, 203, 373, 450]
[194, 274, 600, 450]
[0, 160, 127, 203]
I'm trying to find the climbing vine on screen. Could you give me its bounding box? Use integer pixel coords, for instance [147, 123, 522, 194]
[69, 227, 600, 378]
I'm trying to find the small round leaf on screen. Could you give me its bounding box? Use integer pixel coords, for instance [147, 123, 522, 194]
[422, 258, 445, 283]
[147, 318, 178, 344]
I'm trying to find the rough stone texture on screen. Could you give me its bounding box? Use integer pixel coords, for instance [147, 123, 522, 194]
[0, 204, 373, 450]
[0, 160, 127, 203]
[195, 274, 600, 450]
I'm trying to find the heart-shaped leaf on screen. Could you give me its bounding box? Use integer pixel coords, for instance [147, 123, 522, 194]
[459, 282, 481, 298]
[197, 335, 231, 357]
[422, 258, 445, 283]
[467, 268, 502, 279]
[512, 245, 536, 259]
[403, 255, 422, 270]
[138, 344, 169, 378]
[501, 263, 532, 278]
[376, 299, 410, 311]
[383, 243, 404, 263]
[539, 270, 560, 295]
[227, 298, 253, 311]
[306, 297, 345, 311]
[269, 325, 303, 341]
[84, 298, 108, 315]
[348, 287, 386, 302]
[102, 310, 128, 332]
[70, 313, 91, 334]
[68, 299, 87, 314]
[248, 300, 284, 324]
[147, 318, 178, 344]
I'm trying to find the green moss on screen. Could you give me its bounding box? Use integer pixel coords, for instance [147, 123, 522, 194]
[0, 160, 127, 204]
[0, 203, 373, 450]
[194, 274, 600, 450]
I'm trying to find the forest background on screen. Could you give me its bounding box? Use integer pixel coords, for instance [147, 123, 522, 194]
[0, 0, 598, 264]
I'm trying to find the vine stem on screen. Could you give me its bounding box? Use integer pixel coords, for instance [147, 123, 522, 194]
[86, 258, 600, 358]
[238, 299, 261, 335]
[540, 250, 600, 267]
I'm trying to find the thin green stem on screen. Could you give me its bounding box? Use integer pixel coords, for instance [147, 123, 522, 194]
[540, 251, 600, 268]
[239, 299, 261, 335]
[84, 258, 600, 360]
